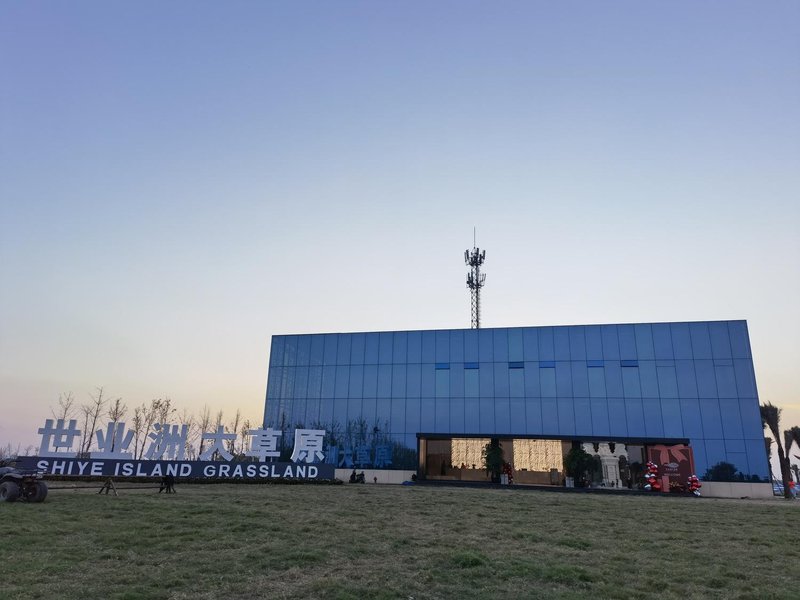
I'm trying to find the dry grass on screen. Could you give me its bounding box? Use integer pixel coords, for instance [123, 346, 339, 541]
[1, 483, 798, 599]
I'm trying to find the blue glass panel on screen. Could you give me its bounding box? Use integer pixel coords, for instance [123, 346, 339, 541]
[376, 398, 391, 429]
[493, 329, 509, 362]
[525, 398, 543, 434]
[334, 365, 349, 398]
[283, 336, 298, 367]
[309, 335, 325, 366]
[435, 330, 449, 363]
[719, 398, 744, 439]
[617, 325, 637, 360]
[450, 330, 465, 362]
[620, 367, 642, 398]
[377, 365, 392, 398]
[571, 363, 590, 396]
[349, 333, 365, 365]
[670, 323, 692, 359]
[479, 329, 494, 362]
[405, 397, 421, 433]
[675, 360, 698, 398]
[322, 334, 337, 365]
[364, 333, 380, 364]
[450, 364, 465, 397]
[270, 337, 285, 367]
[656, 366, 679, 398]
[745, 438, 769, 479]
[715, 365, 737, 398]
[638, 362, 659, 397]
[660, 398, 682, 437]
[420, 364, 435, 397]
[294, 366, 309, 399]
[348, 366, 363, 398]
[464, 329, 479, 362]
[634, 324, 655, 360]
[362, 365, 378, 397]
[332, 397, 348, 428]
[267, 366, 282, 400]
[464, 369, 479, 398]
[524, 362, 540, 397]
[538, 327, 555, 360]
[620, 360, 638, 367]
[704, 439, 726, 471]
[607, 398, 628, 437]
[378, 332, 393, 364]
[606, 364, 625, 397]
[509, 399, 526, 434]
[405, 364, 421, 399]
[539, 360, 556, 368]
[522, 328, 539, 361]
[625, 398, 645, 437]
[724, 438, 745, 453]
[336, 335, 351, 365]
[688, 322, 712, 359]
[495, 398, 511, 434]
[557, 398, 576, 435]
[464, 362, 479, 369]
[728, 321, 751, 359]
[471, 361, 492, 397]
[305, 397, 320, 425]
[435, 363, 449, 370]
[449, 397, 466, 434]
[435, 369, 449, 398]
[643, 398, 666, 437]
[555, 362, 572, 396]
[508, 328, 524, 361]
[680, 399, 703, 437]
[540, 367, 556, 397]
[296, 336, 312, 366]
[739, 398, 763, 439]
[541, 398, 558, 434]
[585, 326, 603, 360]
[588, 367, 606, 398]
[601, 325, 620, 360]
[391, 398, 406, 434]
[464, 398, 480, 432]
[479, 397, 495, 432]
[392, 364, 407, 397]
[709, 322, 732, 359]
[733, 359, 757, 398]
[699, 398, 723, 438]
[291, 398, 306, 426]
[407, 331, 422, 363]
[435, 397, 449, 433]
[307, 366, 322, 398]
[318, 397, 334, 427]
[509, 361, 524, 369]
[568, 326, 586, 360]
[494, 363, 510, 396]
[421, 331, 436, 363]
[727, 451, 749, 477]
[282, 368, 296, 401]
[652, 324, 673, 360]
[691, 441, 708, 477]
[321, 366, 336, 398]
[554, 328, 570, 360]
[392, 332, 407, 364]
[587, 359, 604, 367]
[694, 360, 717, 397]
[509, 369, 524, 397]
[590, 398, 610, 437]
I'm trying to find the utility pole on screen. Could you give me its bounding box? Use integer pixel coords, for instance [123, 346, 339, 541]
[464, 229, 486, 329]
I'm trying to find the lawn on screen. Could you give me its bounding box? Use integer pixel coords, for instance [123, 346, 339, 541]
[1, 483, 797, 599]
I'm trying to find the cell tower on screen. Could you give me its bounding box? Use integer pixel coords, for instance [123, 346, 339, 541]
[465, 230, 486, 329]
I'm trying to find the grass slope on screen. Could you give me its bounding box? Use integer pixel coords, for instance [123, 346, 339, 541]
[2, 484, 797, 599]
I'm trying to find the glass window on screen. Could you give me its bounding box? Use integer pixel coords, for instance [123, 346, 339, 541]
[464, 329, 479, 362]
[419, 397, 435, 432]
[392, 364, 407, 398]
[391, 398, 406, 434]
[296, 336, 312, 366]
[509, 399, 526, 434]
[267, 366, 282, 399]
[362, 365, 378, 397]
[644, 398, 666, 437]
[601, 325, 620, 360]
[318, 397, 334, 428]
[281, 368, 296, 401]
[728, 321, 751, 359]
[680, 398, 704, 438]
[745, 439, 769, 479]
[323, 334, 338, 365]
[538, 327, 555, 361]
[704, 439, 726, 472]
[694, 360, 718, 398]
[541, 397, 558, 434]
[493, 329, 509, 362]
[379, 332, 393, 364]
[435, 330, 449, 363]
[284, 336, 298, 367]
[364, 333, 380, 364]
[617, 325, 637, 360]
[657, 366, 679, 399]
[321, 366, 336, 398]
[270, 337, 285, 367]
[525, 398, 543, 434]
[522, 328, 539, 361]
[652, 324, 673, 360]
[405, 397, 420, 434]
[449, 397, 466, 434]
[557, 398, 576, 435]
[348, 365, 363, 399]
[689, 322, 712, 359]
[479, 329, 494, 362]
[555, 362, 572, 397]
[464, 369, 479, 398]
[675, 360, 698, 398]
[421, 331, 436, 363]
[571, 363, 589, 396]
[435, 369, 449, 398]
[407, 331, 422, 363]
[588, 367, 606, 398]
[699, 398, 723, 438]
[591, 398, 611, 437]
[524, 362, 540, 397]
[291, 398, 306, 426]
[479, 363, 494, 396]
[307, 366, 322, 399]
[691, 442, 708, 478]
[494, 363, 510, 397]
[587, 359, 603, 367]
[391, 331, 407, 364]
[450, 330, 465, 363]
[377, 365, 393, 398]
[509, 369, 524, 397]
[733, 359, 756, 398]
[450, 364, 465, 397]
[624, 398, 645, 437]
[495, 398, 511, 434]
[350, 333, 365, 365]
[727, 451, 749, 478]
[554, 328, 570, 360]
[739, 398, 763, 439]
[670, 323, 693, 359]
[310, 335, 325, 366]
[638, 362, 659, 397]
[659, 398, 682, 438]
[568, 326, 586, 360]
[715, 365, 737, 398]
[406, 364, 421, 398]
[336, 335, 351, 365]
[540, 367, 556, 397]
[585, 326, 603, 360]
[709, 322, 732, 359]
[634, 324, 655, 360]
[605, 364, 625, 397]
[464, 398, 480, 432]
[376, 398, 391, 430]
[508, 328, 524, 361]
[479, 397, 496, 432]
[332, 397, 348, 429]
[719, 398, 744, 439]
[421, 364, 435, 397]
[335, 365, 349, 398]
[294, 366, 309, 399]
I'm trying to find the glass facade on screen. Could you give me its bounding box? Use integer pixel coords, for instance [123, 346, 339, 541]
[263, 320, 768, 480]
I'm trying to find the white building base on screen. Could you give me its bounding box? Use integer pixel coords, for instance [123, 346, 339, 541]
[699, 482, 773, 499]
[335, 469, 416, 485]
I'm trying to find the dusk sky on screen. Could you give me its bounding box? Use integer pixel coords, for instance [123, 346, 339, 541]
[1, 2, 798, 456]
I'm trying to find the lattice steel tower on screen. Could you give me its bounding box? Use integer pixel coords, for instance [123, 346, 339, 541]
[465, 232, 486, 329]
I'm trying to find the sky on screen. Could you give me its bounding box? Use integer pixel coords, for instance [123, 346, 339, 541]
[1, 2, 798, 461]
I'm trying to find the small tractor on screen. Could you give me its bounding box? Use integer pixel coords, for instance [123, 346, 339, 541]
[0, 459, 48, 503]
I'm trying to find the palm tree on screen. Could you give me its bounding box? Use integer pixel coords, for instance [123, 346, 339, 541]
[760, 402, 791, 499]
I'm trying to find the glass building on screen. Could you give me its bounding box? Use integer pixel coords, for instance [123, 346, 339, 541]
[263, 320, 768, 484]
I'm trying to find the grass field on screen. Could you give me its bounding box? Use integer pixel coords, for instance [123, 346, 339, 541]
[2, 483, 798, 599]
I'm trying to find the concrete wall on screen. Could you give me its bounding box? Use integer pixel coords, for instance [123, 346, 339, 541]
[700, 482, 773, 499]
[335, 469, 416, 485]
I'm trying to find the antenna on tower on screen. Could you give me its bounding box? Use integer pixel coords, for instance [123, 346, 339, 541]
[465, 230, 486, 329]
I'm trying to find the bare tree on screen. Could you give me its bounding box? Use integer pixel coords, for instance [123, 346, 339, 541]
[178, 408, 197, 460]
[227, 409, 241, 456]
[240, 418, 252, 457]
[197, 405, 212, 458]
[51, 391, 75, 421]
[107, 397, 127, 423]
[79, 387, 108, 455]
[131, 398, 174, 459]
